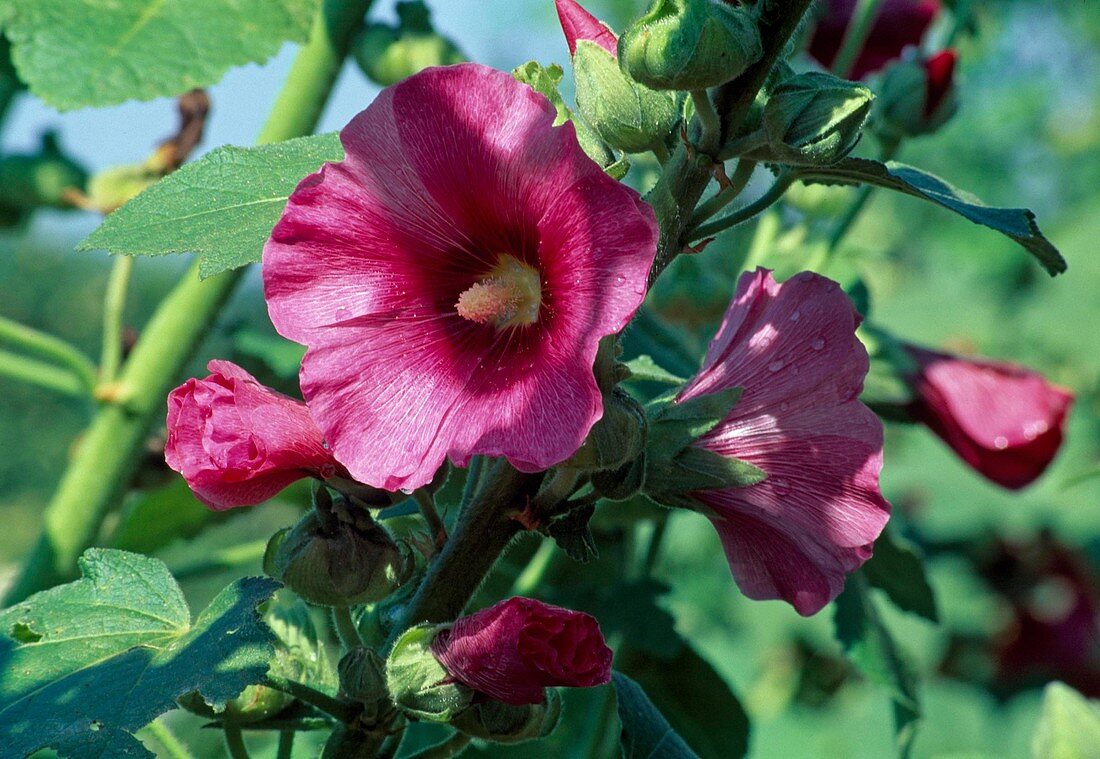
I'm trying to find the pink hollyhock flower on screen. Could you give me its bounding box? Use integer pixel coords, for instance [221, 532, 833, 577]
[263, 64, 658, 492]
[922, 48, 957, 117]
[165, 360, 340, 510]
[676, 269, 891, 616]
[809, 0, 940, 79]
[555, 0, 617, 55]
[431, 597, 612, 705]
[903, 345, 1073, 490]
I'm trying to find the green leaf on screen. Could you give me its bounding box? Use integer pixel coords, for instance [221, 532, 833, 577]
[547, 503, 599, 563]
[78, 134, 344, 278]
[802, 158, 1066, 275]
[4, 0, 319, 110]
[1032, 682, 1100, 759]
[625, 355, 686, 386]
[833, 573, 920, 758]
[109, 478, 224, 555]
[0, 548, 279, 757]
[559, 579, 682, 660]
[863, 529, 938, 623]
[621, 643, 750, 759]
[612, 672, 700, 759]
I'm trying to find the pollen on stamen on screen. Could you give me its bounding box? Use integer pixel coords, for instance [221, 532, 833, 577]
[456, 279, 522, 325]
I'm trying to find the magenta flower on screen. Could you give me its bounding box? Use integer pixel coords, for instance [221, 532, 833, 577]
[263, 64, 658, 492]
[922, 48, 958, 117]
[431, 597, 612, 705]
[555, 0, 617, 55]
[676, 269, 891, 615]
[809, 0, 940, 79]
[904, 345, 1074, 490]
[165, 361, 340, 510]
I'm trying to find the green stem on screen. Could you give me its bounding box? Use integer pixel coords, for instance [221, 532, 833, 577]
[690, 90, 721, 155]
[460, 456, 485, 507]
[690, 159, 756, 227]
[388, 462, 541, 639]
[3, 0, 376, 605]
[0, 315, 96, 391]
[99, 255, 134, 384]
[276, 730, 295, 759]
[141, 718, 195, 759]
[0, 350, 92, 398]
[223, 725, 251, 759]
[641, 513, 669, 578]
[651, 143, 671, 165]
[413, 488, 447, 547]
[831, 0, 885, 79]
[406, 732, 472, 759]
[690, 170, 798, 241]
[264, 674, 359, 723]
[510, 538, 558, 597]
[332, 606, 364, 651]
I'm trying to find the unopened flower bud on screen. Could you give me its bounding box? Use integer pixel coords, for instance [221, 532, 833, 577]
[562, 388, 646, 473]
[619, 0, 763, 91]
[559, 0, 681, 154]
[0, 132, 87, 210]
[763, 72, 873, 165]
[387, 623, 474, 721]
[338, 648, 394, 724]
[352, 1, 465, 87]
[431, 597, 612, 706]
[875, 49, 959, 138]
[451, 691, 563, 744]
[266, 505, 412, 607]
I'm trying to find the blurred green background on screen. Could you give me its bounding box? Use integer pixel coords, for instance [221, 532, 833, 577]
[1, 0, 1098, 757]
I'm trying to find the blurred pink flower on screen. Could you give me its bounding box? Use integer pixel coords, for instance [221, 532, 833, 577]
[165, 360, 339, 510]
[922, 48, 958, 117]
[904, 345, 1073, 489]
[431, 597, 612, 705]
[809, 0, 941, 79]
[555, 0, 618, 55]
[263, 64, 657, 492]
[678, 269, 891, 616]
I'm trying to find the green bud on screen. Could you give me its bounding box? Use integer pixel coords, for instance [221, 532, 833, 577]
[0, 132, 87, 210]
[386, 623, 473, 721]
[562, 388, 646, 473]
[874, 52, 959, 139]
[452, 690, 562, 744]
[619, 0, 763, 91]
[763, 72, 873, 165]
[322, 723, 386, 759]
[338, 648, 395, 725]
[265, 504, 412, 607]
[85, 163, 159, 213]
[353, 1, 465, 87]
[573, 39, 681, 154]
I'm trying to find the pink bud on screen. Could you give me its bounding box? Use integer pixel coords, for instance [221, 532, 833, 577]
[905, 346, 1074, 490]
[922, 48, 958, 117]
[808, 0, 941, 79]
[554, 0, 617, 56]
[165, 360, 341, 510]
[431, 597, 613, 705]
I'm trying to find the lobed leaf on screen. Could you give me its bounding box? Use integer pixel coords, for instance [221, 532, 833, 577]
[863, 529, 938, 623]
[79, 133, 344, 278]
[0, 548, 280, 757]
[4, 0, 319, 110]
[612, 672, 701, 759]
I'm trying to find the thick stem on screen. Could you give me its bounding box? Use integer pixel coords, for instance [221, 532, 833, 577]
[0, 315, 96, 391]
[332, 606, 365, 651]
[265, 674, 360, 723]
[223, 726, 251, 759]
[99, 255, 134, 384]
[276, 730, 295, 759]
[3, 0, 377, 605]
[388, 462, 541, 638]
[690, 90, 721, 155]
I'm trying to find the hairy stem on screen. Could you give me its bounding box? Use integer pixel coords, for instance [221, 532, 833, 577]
[3, 0, 376, 605]
[333, 606, 365, 651]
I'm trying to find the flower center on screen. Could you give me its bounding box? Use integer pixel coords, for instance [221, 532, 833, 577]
[455, 255, 542, 329]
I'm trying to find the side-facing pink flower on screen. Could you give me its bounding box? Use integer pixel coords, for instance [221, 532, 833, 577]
[431, 597, 612, 705]
[555, 0, 618, 55]
[165, 360, 339, 510]
[676, 269, 891, 616]
[263, 64, 658, 492]
[904, 345, 1074, 490]
[809, 0, 941, 79]
[922, 48, 958, 117]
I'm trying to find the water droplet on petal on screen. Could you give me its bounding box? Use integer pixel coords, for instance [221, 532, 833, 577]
[768, 360, 784, 372]
[614, 275, 626, 287]
[779, 401, 789, 412]
[811, 337, 826, 350]
[334, 306, 350, 320]
[789, 310, 801, 322]
[994, 436, 1009, 450]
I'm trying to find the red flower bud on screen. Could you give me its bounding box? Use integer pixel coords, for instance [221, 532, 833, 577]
[165, 360, 341, 510]
[809, 0, 940, 79]
[431, 597, 612, 705]
[554, 0, 617, 56]
[904, 346, 1074, 490]
[922, 48, 957, 117]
